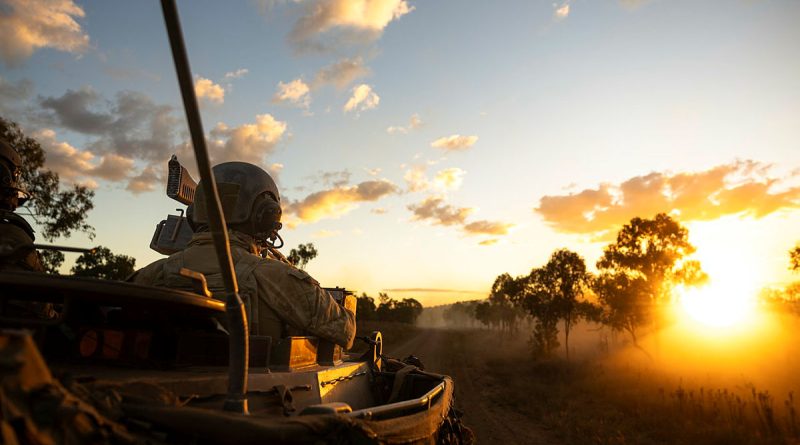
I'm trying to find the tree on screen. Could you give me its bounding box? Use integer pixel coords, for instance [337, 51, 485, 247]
[356, 293, 377, 321]
[39, 250, 65, 274]
[444, 301, 479, 328]
[790, 245, 800, 272]
[71, 246, 136, 280]
[373, 293, 424, 324]
[592, 272, 650, 347]
[376, 298, 395, 321]
[287, 243, 318, 269]
[533, 249, 593, 360]
[0, 117, 95, 243]
[597, 213, 704, 305]
[393, 298, 424, 324]
[489, 273, 524, 334]
[522, 267, 562, 358]
[474, 301, 496, 329]
[594, 213, 705, 346]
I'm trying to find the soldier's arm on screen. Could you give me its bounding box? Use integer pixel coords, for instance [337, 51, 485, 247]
[128, 259, 167, 285]
[255, 263, 356, 348]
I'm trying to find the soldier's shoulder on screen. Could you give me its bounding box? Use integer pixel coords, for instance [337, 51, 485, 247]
[253, 258, 320, 287]
[0, 210, 35, 240]
[129, 257, 170, 284]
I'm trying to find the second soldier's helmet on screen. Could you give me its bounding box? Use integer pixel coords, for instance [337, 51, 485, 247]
[189, 162, 283, 243]
[0, 137, 29, 208]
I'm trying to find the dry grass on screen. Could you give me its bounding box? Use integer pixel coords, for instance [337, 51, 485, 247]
[483, 355, 800, 445]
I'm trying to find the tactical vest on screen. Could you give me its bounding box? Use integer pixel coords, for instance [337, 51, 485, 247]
[158, 250, 285, 340]
[0, 209, 35, 239]
[0, 209, 43, 272]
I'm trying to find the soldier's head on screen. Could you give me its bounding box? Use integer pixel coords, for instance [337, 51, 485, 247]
[188, 162, 283, 246]
[0, 137, 29, 211]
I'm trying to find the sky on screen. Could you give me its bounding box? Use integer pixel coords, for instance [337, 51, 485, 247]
[0, 0, 799, 306]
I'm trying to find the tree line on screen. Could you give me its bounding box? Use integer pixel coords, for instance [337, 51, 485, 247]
[759, 244, 800, 316]
[357, 293, 424, 325]
[450, 213, 708, 359]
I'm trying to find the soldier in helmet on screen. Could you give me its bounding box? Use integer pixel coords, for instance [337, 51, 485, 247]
[131, 162, 356, 348]
[0, 137, 43, 272]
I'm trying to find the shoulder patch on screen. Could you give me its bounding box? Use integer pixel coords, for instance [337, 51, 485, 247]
[287, 268, 320, 286]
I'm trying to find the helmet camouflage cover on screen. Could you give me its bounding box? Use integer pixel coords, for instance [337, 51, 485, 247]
[190, 162, 280, 226]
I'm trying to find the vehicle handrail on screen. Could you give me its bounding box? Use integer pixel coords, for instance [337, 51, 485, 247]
[347, 380, 446, 420]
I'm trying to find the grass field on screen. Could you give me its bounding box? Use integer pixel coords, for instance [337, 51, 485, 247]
[376, 310, 800, 444]
[484, 355, 799, 445]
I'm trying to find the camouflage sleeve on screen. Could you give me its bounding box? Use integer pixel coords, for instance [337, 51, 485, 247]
[254, 262, 356, 348]
[0, 224, 44, 272]
[128, 259, 168, 285]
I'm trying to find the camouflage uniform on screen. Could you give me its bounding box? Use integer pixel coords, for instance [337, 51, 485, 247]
[132, 230, 355, 348]
[0, 136, 42, 272]
[0, 209, 44, 272]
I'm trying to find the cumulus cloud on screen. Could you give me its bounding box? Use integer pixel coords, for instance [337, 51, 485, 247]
[410, 114, 422, 129]
[343, 84, 379, 113]
[312, 56, 370, 89]
[404, 165, 429, 192]
[408, 194, 514, 243]
[38, 87, 180, 162]
[371, 207, 388, 215]
[126, 165, 160, 194]
[536, 160, 800, 237]
[430, 134, 478, 151]
[35, 128, 95, 185]
[386, 126, 405, 135]
[91, 153, 134, 181]
[39, 87, 112, 134]
[34, 128, 136, 187]
[208, 114, 287, 165]
[31, 85, 288, 194]
[285, 179, 399, 224]
[0, 76, 32, 103]
[224, 68, 249, 80]
[272, 78, 311, 109]
[319, 170, 352, 187]
[0, 76, 33, 116]
[463, 220, 513, 236]
[553, 1, 570, 20]
[479, 239, 499, 246]
[195, 77, 225, 104]
[404, 165, 466, 193]
[433, 167, 465, 191]
[408, 196, 474, 227]
[288, 0, 413, 51]
[0, 0, 90, 66]
[387, 113, 422, 135]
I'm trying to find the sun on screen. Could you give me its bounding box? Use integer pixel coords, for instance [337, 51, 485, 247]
[678, 281, 756, 328]
[676, 251, 760, 329]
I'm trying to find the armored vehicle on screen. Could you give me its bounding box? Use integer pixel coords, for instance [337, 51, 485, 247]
[0, 272, 468, 444]
[0, 1, 471, 443]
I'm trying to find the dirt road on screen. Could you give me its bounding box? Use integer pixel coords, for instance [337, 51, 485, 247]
[385, 328, 558, 445]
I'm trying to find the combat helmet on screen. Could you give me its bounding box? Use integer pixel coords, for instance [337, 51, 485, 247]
[189, 162, 282, 244]
[0, 137, 29, 208]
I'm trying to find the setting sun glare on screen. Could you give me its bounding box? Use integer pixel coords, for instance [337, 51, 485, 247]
[677, 239, 761, 329]
[679, 280, 757, 328]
